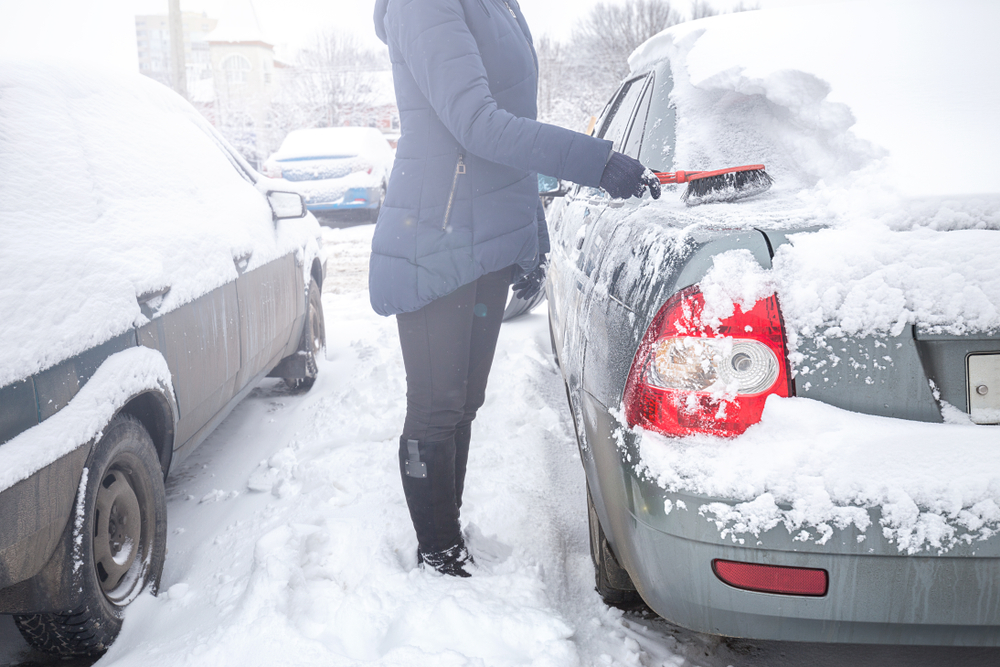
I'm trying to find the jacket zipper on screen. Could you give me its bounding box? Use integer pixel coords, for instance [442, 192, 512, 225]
[503, 0, 517, 18]
[442, 153, 466, 230]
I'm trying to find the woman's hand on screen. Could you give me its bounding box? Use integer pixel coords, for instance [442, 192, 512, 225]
[512, 253, 547, 301]
[599, 151, 662, 200]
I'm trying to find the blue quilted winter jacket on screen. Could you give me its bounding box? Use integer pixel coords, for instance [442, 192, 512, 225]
[370, 0, 613, 316]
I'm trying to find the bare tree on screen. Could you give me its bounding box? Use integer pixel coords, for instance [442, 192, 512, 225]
[283, 30, 389, 129]
[541, 0, 756, 125]
[571, 0, 685, 84]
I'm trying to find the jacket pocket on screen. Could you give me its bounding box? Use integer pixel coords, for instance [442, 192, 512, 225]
[442, 153, 466, 231]
[477, 0, 490, 15]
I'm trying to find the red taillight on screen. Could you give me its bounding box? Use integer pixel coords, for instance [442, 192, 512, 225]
[713, 559, 828, 596]
[623, 285, 791, 437]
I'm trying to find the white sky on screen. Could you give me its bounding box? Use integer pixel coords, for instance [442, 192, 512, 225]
[0, 0, 839, 71]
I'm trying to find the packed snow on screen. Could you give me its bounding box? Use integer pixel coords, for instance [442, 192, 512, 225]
[23, 225, 710, 667]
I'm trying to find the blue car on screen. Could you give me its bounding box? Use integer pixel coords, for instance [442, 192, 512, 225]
[263, 126, 394, 223]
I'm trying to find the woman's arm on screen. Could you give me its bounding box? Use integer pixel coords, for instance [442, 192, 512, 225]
[386, 0, 612, 187]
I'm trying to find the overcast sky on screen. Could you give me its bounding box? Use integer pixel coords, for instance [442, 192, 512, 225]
[1, 0, 839, 71]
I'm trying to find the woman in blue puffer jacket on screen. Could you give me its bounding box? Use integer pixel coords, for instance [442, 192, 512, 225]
[372, 0, 659, 576]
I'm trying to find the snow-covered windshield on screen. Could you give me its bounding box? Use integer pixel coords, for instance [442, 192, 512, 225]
[630, 0, 1000, 199]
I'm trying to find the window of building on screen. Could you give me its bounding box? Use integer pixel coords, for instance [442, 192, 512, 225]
[222, 54, 252, 83]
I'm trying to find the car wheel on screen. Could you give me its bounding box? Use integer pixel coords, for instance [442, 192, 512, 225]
[501, 282, 547, 322]
[284, 276, 325, 392]
[14, 415, 167, 657]
[587, 483, 639, 606]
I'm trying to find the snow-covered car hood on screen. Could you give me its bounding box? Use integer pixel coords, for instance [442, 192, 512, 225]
[0, 63, 321, 388]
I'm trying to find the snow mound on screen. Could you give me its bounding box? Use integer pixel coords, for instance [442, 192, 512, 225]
[636, 396, 1000, 554]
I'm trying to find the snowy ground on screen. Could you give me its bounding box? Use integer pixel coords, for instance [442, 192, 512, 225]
[2, 224, 999, 667]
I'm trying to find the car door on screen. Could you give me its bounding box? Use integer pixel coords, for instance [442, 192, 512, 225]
[233, 250, 303, 390]
[136, 124, 302, 460]
[551, 73, 654, 393]
[137, 282, 242, 452]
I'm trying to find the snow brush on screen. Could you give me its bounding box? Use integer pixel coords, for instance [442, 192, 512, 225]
[654, 165, 773, 206]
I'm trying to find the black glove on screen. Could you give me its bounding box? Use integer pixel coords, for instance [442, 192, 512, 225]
[512, 253, 547, 301]
[599, 151, 662, 200]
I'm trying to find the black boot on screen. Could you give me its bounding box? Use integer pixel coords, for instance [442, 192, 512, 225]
[399, 436, 466, 572]
[417, 537, 474, 577]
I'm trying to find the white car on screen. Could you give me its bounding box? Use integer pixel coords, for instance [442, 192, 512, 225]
[263, 126, 394, 223]
[0, 62, 325, 657]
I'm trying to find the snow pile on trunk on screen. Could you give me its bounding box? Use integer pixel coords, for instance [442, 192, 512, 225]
[696, 219, 1000, 347]
[636, 396, 1000, 555]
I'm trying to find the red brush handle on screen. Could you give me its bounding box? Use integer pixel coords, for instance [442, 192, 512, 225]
[655, 164, 766, 184]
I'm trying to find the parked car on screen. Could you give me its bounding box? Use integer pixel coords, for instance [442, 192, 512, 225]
[0, 63, 326, 656]
[263, 126, 394, 223]
[547, 0, 1000, 645]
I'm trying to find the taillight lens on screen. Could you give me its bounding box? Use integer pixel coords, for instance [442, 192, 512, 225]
[713, 559, 828, 596]
[352, 162, 374, 175]
[624, 285, 791, 437]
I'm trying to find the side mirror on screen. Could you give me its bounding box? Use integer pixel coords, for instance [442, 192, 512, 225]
[266, 190, 307, 220]
[538, 174, 568, 198]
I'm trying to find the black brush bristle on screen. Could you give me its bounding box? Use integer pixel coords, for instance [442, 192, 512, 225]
[682, 169, 774, 206]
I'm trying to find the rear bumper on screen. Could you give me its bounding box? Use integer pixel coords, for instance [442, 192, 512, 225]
[626, 511, 1000, 645]
[582, 393, 1000, 645]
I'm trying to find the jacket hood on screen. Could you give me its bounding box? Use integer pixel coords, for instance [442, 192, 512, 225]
[373, 0, 389, 45]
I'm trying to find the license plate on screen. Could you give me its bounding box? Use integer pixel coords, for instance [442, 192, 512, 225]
[968, 353, 1000, 425]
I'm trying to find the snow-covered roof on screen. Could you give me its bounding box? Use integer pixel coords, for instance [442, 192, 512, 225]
[274, 127, 390, 161]
[207, 0, 271, 46]
[0, 62, 319, 389]
[628, 0, 1000, 198]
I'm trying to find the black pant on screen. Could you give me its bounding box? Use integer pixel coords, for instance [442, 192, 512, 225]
[396, 266, 513, 554]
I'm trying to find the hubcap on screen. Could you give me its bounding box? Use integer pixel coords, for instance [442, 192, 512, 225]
[94, 468, 142, 596]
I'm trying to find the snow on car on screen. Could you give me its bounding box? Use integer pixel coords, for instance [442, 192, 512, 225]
[263, 126, 394, 223]
[0, 62, 325, 657]
[546, 0, 1000, 645]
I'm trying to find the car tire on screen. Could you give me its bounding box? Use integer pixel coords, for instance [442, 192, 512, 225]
[14, 415, 167, 657]
[501, 283, 547, 322]
[284, 276, 325, 392]
[587, 483, 640, 606]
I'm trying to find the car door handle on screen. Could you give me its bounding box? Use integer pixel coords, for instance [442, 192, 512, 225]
[137, 286, 171, 319]
[233, 251, 253, 273]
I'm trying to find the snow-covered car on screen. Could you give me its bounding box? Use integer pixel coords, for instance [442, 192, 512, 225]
[263, 126, 394, 223]
[0, 64, 326, 656]
[547, 0, 1000, 645]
